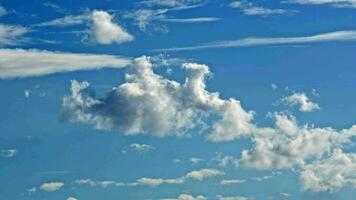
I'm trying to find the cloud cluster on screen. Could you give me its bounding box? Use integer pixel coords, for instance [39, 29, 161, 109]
[0, 48, 131, 78]
[229, 1, 288, 16]
[300, 149, 356, 192]
[37, 10, 133, 44]
[282, 92, 320, 112]
[62, 56, 254, 139]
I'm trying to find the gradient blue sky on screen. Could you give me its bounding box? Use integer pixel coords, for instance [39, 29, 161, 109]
[1, 0, 356, 200]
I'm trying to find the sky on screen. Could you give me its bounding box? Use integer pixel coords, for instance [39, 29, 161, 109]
[1, 0, 356, 200]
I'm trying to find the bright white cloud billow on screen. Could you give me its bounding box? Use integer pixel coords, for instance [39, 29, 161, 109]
[0, 48, 131, 78]
[61, 56, 254, 139]
[40, 182, 64, 192]
[90, 10, 134, 44]
[156, 30, 356, 51]
[36, 10, 133, 44]
[283, 92, 320, 112]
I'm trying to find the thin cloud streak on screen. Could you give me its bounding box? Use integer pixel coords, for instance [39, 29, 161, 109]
[155, 30, 356, 51]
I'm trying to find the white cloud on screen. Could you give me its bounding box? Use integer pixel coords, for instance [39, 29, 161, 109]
[90, 10, 134, 44]
[61, 56, 254, 139]
[283, 92, 320, 112]
[140, 0, 202, 8]
[36, 10, 133, 44]
[300, 149, 356, 192]
[129, 143, 155, 152]
[156, 30, 356, 51]
[237, 113, 356, 170]
[27, 187, 36, 194]
[24, 89, 31, 98]
[67, 197, 78, 200]
[0, 5, 7, 17]
[1, 149, 17, 157]
[288, 0, 356, 8]
[185, 168, 224, 181]
[136, 177, 185, 186]
[40, 182, 64, 192]
[190, 157, 203, 164]
[250, 175, 273, 181]
[160, 17, 220, 23]
[217, 196, 249, 200]
[271, 83, 278, 90]
[74, 179, 125, 188]
[0, 48, 131, 78]
[229, 0, 289, 16]
[0, 24, 29, 46]
[220, 179, 246, 185]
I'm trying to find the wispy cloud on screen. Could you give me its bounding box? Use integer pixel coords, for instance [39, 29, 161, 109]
[229, 0, 289, 16]
[0, 48, 131, 78]
[160, 17, 219, 23]
[0, 4, 7, 17]
[1, 149, 18, 157]
[155, 30, 356, 51]
[287, 0, 356, 8]
[0, 24, 29, 46]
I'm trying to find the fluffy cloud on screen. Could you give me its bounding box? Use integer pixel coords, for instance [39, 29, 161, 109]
[0, 24, 29, 46]
[90, 10, 134, 44]
[61, 56, 254, 139]
[185, 168, 223, 181]
[157, 30, 356, 51]
[40, 182, 64, 192]
[67, 197, 78, 200]
[229, 0, 288, 16]
[283, 92, 320, 112]
[0, 48, 131, 78]
[36, 10, 133, 44]
[1, 149, 17, 157]
[237, 113, 356, 170]
[300, 149, 356, 192]
[288, 0, 356, 8]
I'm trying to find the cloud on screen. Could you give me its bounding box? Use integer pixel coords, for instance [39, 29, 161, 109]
[0, 24, 29, 46]
[220, 179, 246, 185]
[40, 182, 64, 192]
[217, 196, 250, 200]
[129, 143, 155, 152]
[159, 17, 220, 23]
[67, 197, 78, 200]
[61, 56, 254, 139]
[36, 10, 133, 44]
[140, 0, 202, 8]
[190, 157, 203, 164]
[1, 149, 18, 157]
[163, 194, 207, 200]
[155, 30, 356, 51]
[300, 149, 356, 192]
[27, 187, 36, 194]
[185, 168, 224, 180]
[0, 4, 7, 16]
[237, 113, 356, 170]
[288, 0, 356, 8]
[74, 168, 222, 188]
[0, 48, 131, 78]
[282, 92, 320, 112]
[229, 0, 289, 16]
[124, 2, 214, 32]
[90, 10, 134, 44]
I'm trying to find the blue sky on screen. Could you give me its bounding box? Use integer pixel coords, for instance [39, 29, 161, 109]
[1, 0, 356, 200]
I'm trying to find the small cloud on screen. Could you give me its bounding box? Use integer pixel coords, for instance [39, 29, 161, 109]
[220, 179, 246, 185]
[0, 4, 7, 17]
[1, 149, 17, 157]
[27, 187, 36, 194]
[190, 157, 203, 165]
[129, 143, 155, 152]
[40, 182, 64, 192]
[67, 197, 78, 200]
[282, 92, 320, 112]
[271, 83, 278, 90]
[24, 90, 32, 98]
